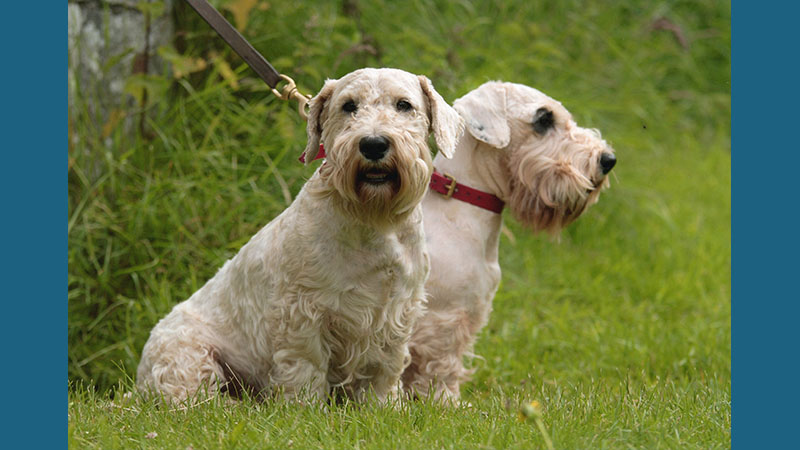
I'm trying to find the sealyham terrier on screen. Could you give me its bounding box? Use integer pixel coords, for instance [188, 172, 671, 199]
[136, 68, 464, 404]
[402, 81, 616, 402]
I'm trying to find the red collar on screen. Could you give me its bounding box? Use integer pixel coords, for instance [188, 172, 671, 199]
[298, 147, 504, 214]
[429, 170, 505, 214]
[298, 144, 326, 163]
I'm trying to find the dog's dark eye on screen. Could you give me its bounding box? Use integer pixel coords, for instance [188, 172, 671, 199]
[342, 100, 357, 113]
[532, 107, 554, 134]
[396, 100, 413, 112]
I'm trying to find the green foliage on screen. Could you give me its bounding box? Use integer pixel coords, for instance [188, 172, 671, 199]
[68, 0, 730, 447]
[136, 1, 166, 19]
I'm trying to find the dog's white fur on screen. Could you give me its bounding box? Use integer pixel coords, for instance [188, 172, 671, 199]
[136, 68, 463, 404]
[402, 81, 615, 401]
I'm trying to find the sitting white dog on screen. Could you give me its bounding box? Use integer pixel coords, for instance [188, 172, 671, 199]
[136, 68, 463, 404]
[403, 81, 616, 401]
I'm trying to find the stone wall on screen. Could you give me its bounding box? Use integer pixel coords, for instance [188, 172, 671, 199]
[68, 0, 175, 130]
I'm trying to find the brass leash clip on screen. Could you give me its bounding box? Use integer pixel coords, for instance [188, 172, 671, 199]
[271, 74, 311, 120]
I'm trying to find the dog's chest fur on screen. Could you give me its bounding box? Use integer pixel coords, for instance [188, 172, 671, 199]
[306, 196, 428, 387]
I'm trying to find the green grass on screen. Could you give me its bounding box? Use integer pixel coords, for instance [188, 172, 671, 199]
[68, 0, 730, 448]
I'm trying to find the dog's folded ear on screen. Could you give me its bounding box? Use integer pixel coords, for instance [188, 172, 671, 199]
[303, 79, 337, 165]
[418, 75, 464, 159]
[453, 82, 510, 149]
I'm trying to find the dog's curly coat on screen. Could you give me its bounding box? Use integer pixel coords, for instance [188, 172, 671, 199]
[136, 68, 463, 404]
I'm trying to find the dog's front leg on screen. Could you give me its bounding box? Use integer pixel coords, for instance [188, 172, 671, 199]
[271, 356, 329, 402]
[270, 323, 330, 402]
[403, 308, 474, 403]
[362, 343, 411, 406]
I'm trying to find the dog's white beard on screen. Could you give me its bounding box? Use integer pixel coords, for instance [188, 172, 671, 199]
[506, 137, 603, 234]
[313, 139, 433, 228]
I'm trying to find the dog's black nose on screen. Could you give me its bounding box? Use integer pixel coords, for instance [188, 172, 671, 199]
[600, 152, 616, 174]
[359, 136, 390, 161]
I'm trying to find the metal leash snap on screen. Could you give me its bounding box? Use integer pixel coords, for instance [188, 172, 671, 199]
[295, 92, 311, 120]
[271, 74, 311, 120]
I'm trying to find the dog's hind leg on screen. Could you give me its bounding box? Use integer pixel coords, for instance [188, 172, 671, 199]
[136, 310, 227, 403]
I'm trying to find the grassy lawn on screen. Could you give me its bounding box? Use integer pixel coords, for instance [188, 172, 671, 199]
[68, 0, 730, 448]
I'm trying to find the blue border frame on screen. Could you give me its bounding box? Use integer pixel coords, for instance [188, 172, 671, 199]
[732, 1, 799, 447]
[4, 1, 792, 447]
[2, 3, 65, 448]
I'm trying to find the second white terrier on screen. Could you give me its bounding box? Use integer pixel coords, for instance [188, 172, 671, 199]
[137, 68, 463, 404]
[403, 81, 616, 401]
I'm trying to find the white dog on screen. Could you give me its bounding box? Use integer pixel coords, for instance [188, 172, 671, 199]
[402, 81, 616, 401]
[136, 68, 463, 404]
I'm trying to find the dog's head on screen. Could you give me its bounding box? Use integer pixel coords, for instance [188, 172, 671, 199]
[303, 68, 463, 226]
[454, 81, 615, 233]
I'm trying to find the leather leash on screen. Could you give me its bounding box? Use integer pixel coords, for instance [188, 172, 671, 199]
[184, 0, 310, 119]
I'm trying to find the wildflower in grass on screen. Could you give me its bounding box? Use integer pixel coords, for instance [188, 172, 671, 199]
[519, 400, 554, 450]
[519, 400, 542, 420]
